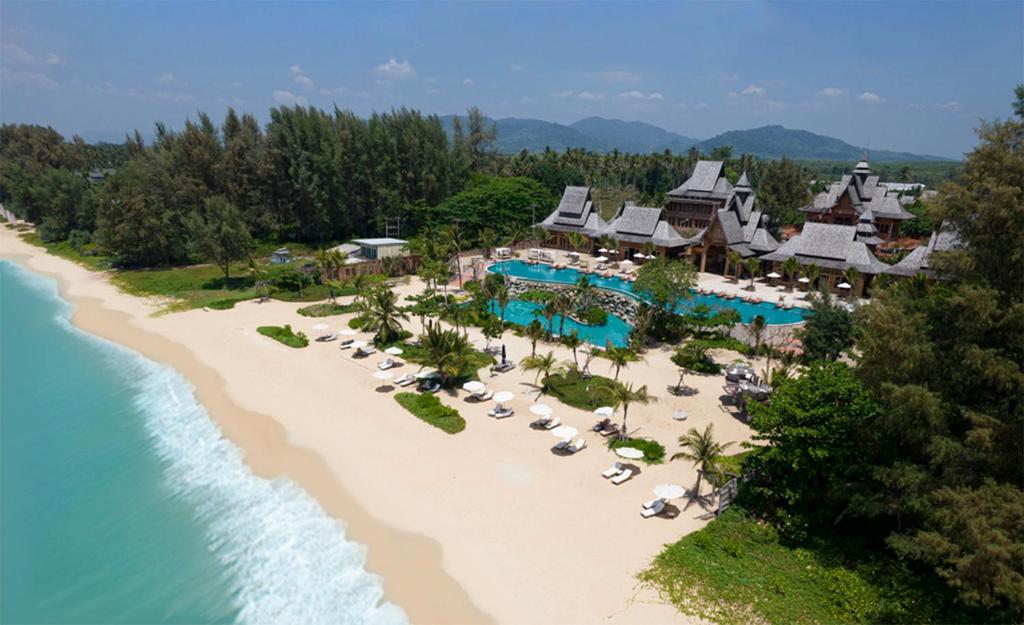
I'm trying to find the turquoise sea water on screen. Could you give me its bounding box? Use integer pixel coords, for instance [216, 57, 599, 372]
[0, 260, 406, 625]
[488, 260, 807, 325]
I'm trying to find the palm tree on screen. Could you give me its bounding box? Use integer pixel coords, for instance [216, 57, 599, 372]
[494, 284, 510, 324]
[602, 382, 656, 440]
[478, 227, 499, 260]
[349, 271, 373, 306]
[745, 257, 761, 290]
[842, 266, 861, 300]
[565, 231, 589, 254]
[749, 314, 766, 354]
[782, 257, 800, 292]
[539, 300, 559, 339]
[418, 321, 473, 386]
[380, 255, 403, 278]
[574, 275, 596, 310]
[525, 319, 546, 356]
[315, 249, 345, 302]
[361, 285, 410, 345]
[726, 250, 743, 283]
[521, 351, 562, 394]
[803, 263, 822, 293]
[671, 424, 734, 500]
[605, 345, 639, 381]
[561, 331, 583, 371]
[554, 293, 573, 337]
[440, 224, 464, 290]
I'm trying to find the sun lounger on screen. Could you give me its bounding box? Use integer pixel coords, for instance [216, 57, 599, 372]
[378, 358, 395, 370]
[354, 346, 377, 357]
[530, 415, 551, 427]
[338, 339, 355, 349]
[544, 417, 561, 430]
[316, 333, 337, 342]
[599, 423, 620, 437]
[642, 497, 666, 510]
[641, 500, 666, 518]
[602, 462, 624, 479]
[394, 373, 416, 386]
[568, 438, 587, 453]
[491, 408, 514, 419]
[492, 361, 516, 373]
[592, 418, 611, 432]
[420, 381, 440, 394]
[475, 389, 493, 401]
[611, 469, 634, 485]
[553, 439, 571, 451]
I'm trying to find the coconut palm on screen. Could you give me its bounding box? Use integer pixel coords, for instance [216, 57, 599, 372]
[574, 275, 596, 310]
[521, 351, 562, 394]
[361, 285, 410, 345]
[745, 257, 762, 290]
[782, 257, 800, 292]
[671, 424, 734, 500]
[418, 322, 474, 386]
[561, 331, 583, 371]
[525, 319, 546, 356]
[803, 263, 822, 293]
[749, 314, 766, 355]
[602, 382, 656, 440]
[726, 250, 743, 283]
[493, 284, 510, 324]
[380, 255, 403, 278]
[538, 300, 559, 339]
[554, 292, 573, 337]
[478, 227, 499, 260]
[565, 231, 589, 254]
[842, 266, 861, 300]
[605, 345, 639, 381]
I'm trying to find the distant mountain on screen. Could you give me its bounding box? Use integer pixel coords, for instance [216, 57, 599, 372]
[443, 116, 954, 162]
[569, 117, 698, 154]
[698, 125, 951, 162]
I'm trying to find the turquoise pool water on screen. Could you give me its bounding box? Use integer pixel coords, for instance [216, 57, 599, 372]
[488, 299, 632, 347]
[488, 260, 806, 326]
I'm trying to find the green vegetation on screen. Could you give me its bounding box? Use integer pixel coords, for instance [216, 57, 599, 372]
[641, 508, 978, 625]
[671, 342, 723, 374]
[393, 392, 465, 434]
[607, 437, 665, 465]
[296, 302, 360, 317]
[546, 372, 618, 410]
[518, 289, 556, 304]
[257, 325, 308, 348]
[716, 450, 753, 478]
[402, 323, 494, 386]
[581, 306, 608, 326]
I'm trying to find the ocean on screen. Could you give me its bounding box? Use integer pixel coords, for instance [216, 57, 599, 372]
[0, 260, 407, 625]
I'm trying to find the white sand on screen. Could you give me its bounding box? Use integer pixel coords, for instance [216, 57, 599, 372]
[2, 227, 764, 624]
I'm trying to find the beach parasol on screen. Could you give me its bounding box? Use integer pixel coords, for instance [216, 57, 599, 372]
[372, 370, 393, 381]
[416, 369, 440, 379]
[340, 329, 358, 336]
[598, 247, 608, 253]
[350, 340, 367, 349]
[633, 252, 645, 258]
[766, 271, 781, 279]
[384, 346, 404, 355]
[645, 254, 658, 259]
[493, 391, 515, 403]
[653, 484, 687, 500]
[313, 323, 329, 335]
[594, 406, 615, 417]
[595, 256, 608, 263]
[797, 277, 810, 284]
[529, 403, 553, 416]
[620, 259, 634, 266]
[615, 447, 644, 460]
[837, 282, 852, 289]
[462, 380, 486, 393]
[550, 425, 578, 440]
[501, 344, 507, 364]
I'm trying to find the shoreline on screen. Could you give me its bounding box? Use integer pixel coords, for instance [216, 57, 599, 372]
[0, 232, 493, 625]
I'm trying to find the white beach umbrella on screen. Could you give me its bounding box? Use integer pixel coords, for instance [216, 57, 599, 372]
[415, 369, 440, 379]
[766, 271, 782, 279]
[609, 249, 619, 255]
[594, 406, 615, 417]
[595, 256, 608, 262]
[340, 329, 358, 336]
[493, 391, 515, 403]
[550, 425, 578, 440]
[797, 277, 810, 284]
[313, 323, 329, 332]
[372, 370, 393, 381]
[620, 259, 634, 266]
[653, 484, 687, 500]
[350, 340, 367, 348]
[529, 403, 553, 416]
[645, 254, 658, 259]
[384, 346, 404, 355]
[598, 247, 608, 253]
[615, 447, 644, 460]
[837, 282, 852, 289]
[633, 252, 645, 258]
[462, 380, 486, 393]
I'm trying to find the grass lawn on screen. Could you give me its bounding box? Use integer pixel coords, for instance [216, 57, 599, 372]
[640, 507, 976, 625]
[546, 372, 619, 410]
[257, 325, 308, 348]
[394, 392, 465, 434]
[297, 302, 361, 317]
[608, 436, 665, 464]
[716, 449, 753, 478]
[19, 232, 113, 271]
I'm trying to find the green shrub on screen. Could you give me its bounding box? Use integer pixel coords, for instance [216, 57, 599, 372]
[546, 372, 618, 410]
[608, 436, 665, 464]
[582, 306, 608, 326]
[348, 315, 368, 329]
[688, 336, 752, 355]
[297, 302, 360, 317]
[672, 342, 723, 374]
[206, 298, 240, 310]
[394, 392, 465, 434]
[519, 289, 556, 304]
[257, 324, 308, 348]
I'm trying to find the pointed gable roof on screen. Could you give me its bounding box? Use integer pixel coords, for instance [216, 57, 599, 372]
[667, 160, 732, 199]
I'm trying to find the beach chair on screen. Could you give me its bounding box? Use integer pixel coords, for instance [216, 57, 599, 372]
[553, 438, 571, 451]
[592, 418, 611, 432]
[602, 462, 624, 479]
[642, 497, 666, 510]
[544, 417, 561, 430]
[378, 358, 395, 370]
[475, 389, 493, 401]
[491, 408, 514, 419]
[568, 438, 587, 453]
[492, 361, 516, 374]
[420, 381, 440, 394]
[611, 469, 634, 485]
[641, 500, 666, 518]
[599, 423, 620, 437]
[530, 415, 551, 427]
[394, 373, 416, 387]
[316, 333, 337, 342]
[338, 339, 355, 349]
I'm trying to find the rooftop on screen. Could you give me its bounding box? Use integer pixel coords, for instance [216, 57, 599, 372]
[351, 238, 408, 247]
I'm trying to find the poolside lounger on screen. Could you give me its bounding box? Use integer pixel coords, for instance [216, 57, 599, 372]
[592, 418, 611, 432]
[420, 381, 441, 394]
[475, 389, 493, 401]
[552, 438, 571, 451]
[642, 497, 666, 510]
[611, 469, 634, 485]
[491, 408, 514, 419]
[568, 438, 587, 453]
[544, 417, 561, 430]
[394, 373, 416, 387]
[602, 462, 624, 479]
[316, 333, 337, 342]
[599, 424, 620, 437]
[530, 415, 551, 427]
[492, 361, 516, 373]
[378, 358, 395, 370]
[641, 500, 666, 518]
[338, 339, 355, 349]
[354, 346, 377, 357]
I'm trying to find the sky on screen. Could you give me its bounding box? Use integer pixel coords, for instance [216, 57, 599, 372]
[1, 1, 1021, 159]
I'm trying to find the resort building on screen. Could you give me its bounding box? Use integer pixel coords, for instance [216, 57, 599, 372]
[800, 158, 914, 239]
[602, 202, 703, 259]
[887, 224, 961, 277]
[537, 186, 608, 251]
[664, 160, 734, 230]
[760, 222, 890, 296]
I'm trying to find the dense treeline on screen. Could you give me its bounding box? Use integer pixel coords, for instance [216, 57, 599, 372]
[741, 90, 1024, 620]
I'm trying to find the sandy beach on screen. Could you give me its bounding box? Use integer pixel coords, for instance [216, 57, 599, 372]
[2, 226, 764, 625]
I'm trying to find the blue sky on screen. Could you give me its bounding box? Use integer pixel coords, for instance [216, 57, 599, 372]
[1, 1, 1020, 158]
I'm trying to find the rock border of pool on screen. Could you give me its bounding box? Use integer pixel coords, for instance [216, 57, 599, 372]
[486, 259, 809, 328]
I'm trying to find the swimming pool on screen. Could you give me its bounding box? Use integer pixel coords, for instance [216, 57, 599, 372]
[487, 299, 632, 348]
[488, 260, 806, 326]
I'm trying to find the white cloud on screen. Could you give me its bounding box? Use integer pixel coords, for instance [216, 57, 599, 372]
[154, 91, 196, 104]
[551, 89, 574, 98]
[294, 75, 315, 90]
[858, 91, 884, 103]
[509, 63, 525, 71]
[1, 42, 61, 66]
[577, 91, 606, 100]
[426, 87, 440, 94]
[0, 68, 60, 90]
[318, 85, 348, 96]
[273, 90, 308, 106]
[375, 58, 416, 78]
[935, 101, 963, 110]
[818, 87, 848, 97]
[158, 72, 188, 87]
[736, 84, 766, 97]
[675, 101, 709, 110]
[585, 69, 641, 83]
[289, 65, 304, 76]
[462, 78, 474, 86]
[618, 90, 662, 100]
